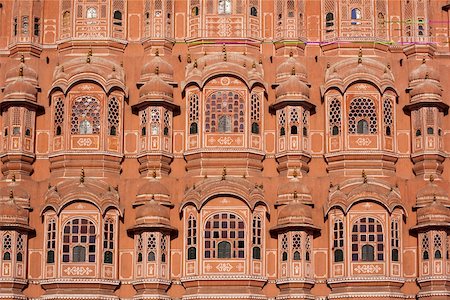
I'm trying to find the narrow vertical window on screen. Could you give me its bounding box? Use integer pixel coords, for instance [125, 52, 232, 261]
[383, 99, 393, 137]
[33, 17, 40, 36]
[2, 233, 12, 260]
[434, 233, 442, 259]
[292, 233, 301, 261]
[147, 233, 156, 261]
[140, 110, 147, 136]
[103, 219, 114, 264]
[22, 16, 29, 34]
[281, 233, 288, 261]
[250, 93, 261, 134]
[391, 219, 400, 262]
[290, 107, 299, 135]
[252, 214, 262, 259]
[278, 109, 286, 136]
[46, 219, 56, 263]
[422, 233, 429, 260]
[305, 235, 311, 261]
[150, 108, 160, 135]
[187, 214, 197, 260]
[189, 94, 199, 134]
[329, 98, 341, 135]
[333, 219, 344, 262]
[163, 110, 170, 136]
[108, 97, 120, 136]
[136, 234, 143, 262]
[160, 234, 167, 263]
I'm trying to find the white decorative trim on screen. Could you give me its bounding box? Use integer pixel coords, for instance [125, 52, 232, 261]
[327, 276, 405, 284]
[417, 275, 450, 283]
[276, 294, 315, 300]
[275, 278, 315, 285]
[417, 291, 450, 297]
[39, 278, 120, 285]
[328, 292, 405, 299]
[131, 279, 172, 285]
[133, 295, 172, 300]
[37, 295, 118, 300]
[181, 275, 268, 282]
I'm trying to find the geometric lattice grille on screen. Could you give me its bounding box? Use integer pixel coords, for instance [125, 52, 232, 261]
[70, 96, 101, 134]
[329, 98, 341, 132]
[107, 97, 120, 134]
[348, 97, 377, 134]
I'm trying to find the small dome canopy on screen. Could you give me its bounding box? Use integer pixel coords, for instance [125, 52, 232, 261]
[416, 177, 449, 208]
[5, 60, 38, 84]
[270, 201, 320, 234]
[276, 54, 307, 82]
[128, 200, 177, 234]
[409, 79, 443, 98]
[0, 184, 32, 231]
[275, 74, 310, 99]
[141, 52, 174, 82]
[134, 179, 173, 207]
[276, 178, 312, 206]
[3, 76, 37, 101]
[412, 199, 450, 232]
[139, 74, 173, 100]
[409, 60, 439, 83]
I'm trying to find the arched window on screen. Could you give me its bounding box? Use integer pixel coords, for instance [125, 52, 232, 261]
[62, 218, 96, 263]
[332, 126, 339, 135]
[218, 241, 232, 258]
[334, 249, 344, 262]
[87, 7, 97, 19]
[333, 219, 344, 262]
[349, 97, 377, 134]
[351, 217, 384, 262]
[250, 7, 257, 17]
[362, 244, 374, 261]
[351, 8, 361, 25]
[326, 12, 334, 31]
[218, 0, 232, 14]
[62, 11, 70, 29]
[427, 127, 434, 135]
[218, 115, 232, 132]
[190, 123, 198, 134]
[204, 212, 245, 259]
[113, 11, 122, 27]
[71, 96, 100, 134]
[280, 127, 286, 136]
[192, 6, 199, 16]
[416, 129, 421, 136]
[357, 119, 369, 134]
[187, 214, 197, 260]
[291, 125, 298, 134]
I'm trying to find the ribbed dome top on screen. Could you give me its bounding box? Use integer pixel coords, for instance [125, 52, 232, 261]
[0, 199, 29, 226]
[5, 63, 38, 82]
[137, 180, 170, 197]
[409, 61, 439, 82]
[275, 75, 310, 98]
[3, 77, 37, 99]
[416, 200, 450, 225]
[139, 74, 173, 99]
[141, 55, 173, 79]
[277, 202, 313, 225]
[410, 80, 442, 98]
[135, 200, 171, 225]
[276, 55, 307, 81]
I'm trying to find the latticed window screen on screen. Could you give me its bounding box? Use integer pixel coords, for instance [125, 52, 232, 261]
[160, 234, 167, 262]
[305, 235, 311, 261]
[333, 219, 344, 262]
[147, 233, 156, 261]
[329, 98, 341, 135]
[71, 96, 101, 134]
[292, 233, 301, 260]
[205, 91, 245, 133]
[16, 234, 24, 261]
[351, 217, 384, 262]
[281, 233, 288, 261]
[150, 108, 160, 135]
[422, 233, 429, 259]
[2, 233, 12, 260]
[348, 97, 377, 134]
[187, 214, 197, 260]
[204, 212, 245, 259]
[434, 233, 443, 259]
[108, 97, 119, 136]
[62, 218, 96, 263]
[136, 233, 143, 262]
[383, 99, 393, 136]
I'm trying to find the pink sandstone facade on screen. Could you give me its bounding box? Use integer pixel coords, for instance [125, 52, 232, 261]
[0, 0, 450, 300]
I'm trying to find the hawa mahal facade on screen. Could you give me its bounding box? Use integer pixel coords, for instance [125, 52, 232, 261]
[0, 1, 450, 300]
